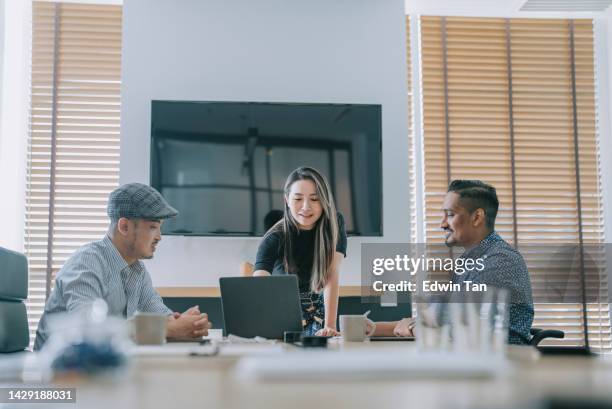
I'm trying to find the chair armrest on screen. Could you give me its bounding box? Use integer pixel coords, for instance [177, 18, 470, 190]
[530, 328, 565, 346]
[530, 327, 543, 336]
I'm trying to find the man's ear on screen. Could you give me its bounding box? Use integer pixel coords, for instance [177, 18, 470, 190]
[116, 217, 131, 236]
[472, 208, 486, 228]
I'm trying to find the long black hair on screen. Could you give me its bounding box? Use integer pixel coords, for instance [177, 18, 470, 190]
[266, 167, 339, 292]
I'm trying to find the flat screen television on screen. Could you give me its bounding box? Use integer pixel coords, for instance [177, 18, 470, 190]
[150, 101, 382, 236]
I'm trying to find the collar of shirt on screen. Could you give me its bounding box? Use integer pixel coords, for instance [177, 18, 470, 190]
[101, 235, 148, 317]
[461, 231, 501, 260]
[102, 235, 130, 273]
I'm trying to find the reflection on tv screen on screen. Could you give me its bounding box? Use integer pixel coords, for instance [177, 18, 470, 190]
[150, 101, 382, 236]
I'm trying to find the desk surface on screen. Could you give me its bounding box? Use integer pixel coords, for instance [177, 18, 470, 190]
[4, 335, 612, 409]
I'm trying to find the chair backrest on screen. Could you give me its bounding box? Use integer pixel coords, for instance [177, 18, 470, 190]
[0, 247, 30, 352]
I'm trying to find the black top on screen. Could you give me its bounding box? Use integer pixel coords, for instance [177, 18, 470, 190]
[254, 213, 348, 292]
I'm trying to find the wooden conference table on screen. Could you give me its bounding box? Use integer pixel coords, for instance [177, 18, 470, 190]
[5, 333, 612, 409]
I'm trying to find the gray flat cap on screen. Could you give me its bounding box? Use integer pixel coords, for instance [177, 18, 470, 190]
[107, 183, 178, 220]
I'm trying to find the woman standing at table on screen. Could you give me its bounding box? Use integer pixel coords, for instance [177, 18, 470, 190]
[253, 167, 347, 336]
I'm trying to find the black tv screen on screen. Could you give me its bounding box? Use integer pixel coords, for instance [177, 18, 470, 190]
[150, 101, 382, 236]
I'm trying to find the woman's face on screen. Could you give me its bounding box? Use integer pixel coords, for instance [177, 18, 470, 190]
[286, 179, 323, 230]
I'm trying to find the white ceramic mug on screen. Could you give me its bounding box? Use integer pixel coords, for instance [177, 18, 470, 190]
[129, 312, 167, 345]
[340, 315, 376, 342]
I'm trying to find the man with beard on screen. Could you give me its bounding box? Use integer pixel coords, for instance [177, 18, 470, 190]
[373, 180, 534, 345]
[34, 183, 211, 349]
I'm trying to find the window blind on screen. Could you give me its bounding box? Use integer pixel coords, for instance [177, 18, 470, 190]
[26, 1, 122, 345]
[419, 16, 610, 351]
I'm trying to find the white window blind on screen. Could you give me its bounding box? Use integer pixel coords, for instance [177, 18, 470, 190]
[419, 16, 610, 351]
[26, 1, 122, 344]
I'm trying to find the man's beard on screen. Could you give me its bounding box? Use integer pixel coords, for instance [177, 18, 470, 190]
[127, 238, 155, 260]
[444, 232, 456, 247]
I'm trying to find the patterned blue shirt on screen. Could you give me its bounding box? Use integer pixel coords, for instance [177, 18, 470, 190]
[453, 231, 534, 345]
[34, 235, 172, 350]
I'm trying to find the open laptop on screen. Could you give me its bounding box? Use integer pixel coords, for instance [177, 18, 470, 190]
[370, 336, 415, 341]
[219, 276, 303, 339]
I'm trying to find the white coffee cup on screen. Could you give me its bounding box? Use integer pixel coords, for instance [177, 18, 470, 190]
[340, 314, 376, 342]
[129, 312, 167, 345]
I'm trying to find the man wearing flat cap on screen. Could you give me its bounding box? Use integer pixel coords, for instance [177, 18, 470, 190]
[34, 183, 210, 350]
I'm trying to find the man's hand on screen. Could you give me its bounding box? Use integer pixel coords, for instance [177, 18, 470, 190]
[183, 305, 202, 316]
[167, 311, 212, 339]
[393, 317, 416, 337]
[171, 305, 201, 319]
[315, 326, 340, 337]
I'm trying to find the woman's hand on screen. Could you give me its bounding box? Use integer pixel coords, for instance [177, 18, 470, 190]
[393, 317, 416, 337]
[366, 319, 377, 336]
[315, 326, 340, 337]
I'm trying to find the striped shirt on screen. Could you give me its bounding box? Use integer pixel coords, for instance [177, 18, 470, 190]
[34, 235, 171, 350]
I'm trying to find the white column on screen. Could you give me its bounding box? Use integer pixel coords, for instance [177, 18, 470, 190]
[593, 15, 612, 306]
[0, 0, 30, 252]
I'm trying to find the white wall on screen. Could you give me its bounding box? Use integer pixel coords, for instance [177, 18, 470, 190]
[0, 0, 4, 120]
[0, 0, 29, 252]
[596, 9, 612, 305]
[121, 0, 410, 287]
[600, 9, 612, 246]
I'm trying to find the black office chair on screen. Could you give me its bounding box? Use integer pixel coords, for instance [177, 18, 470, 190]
[530, 328, 594, 355]
[0, 247, 30, 353]
[529, 327, 565, 346]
